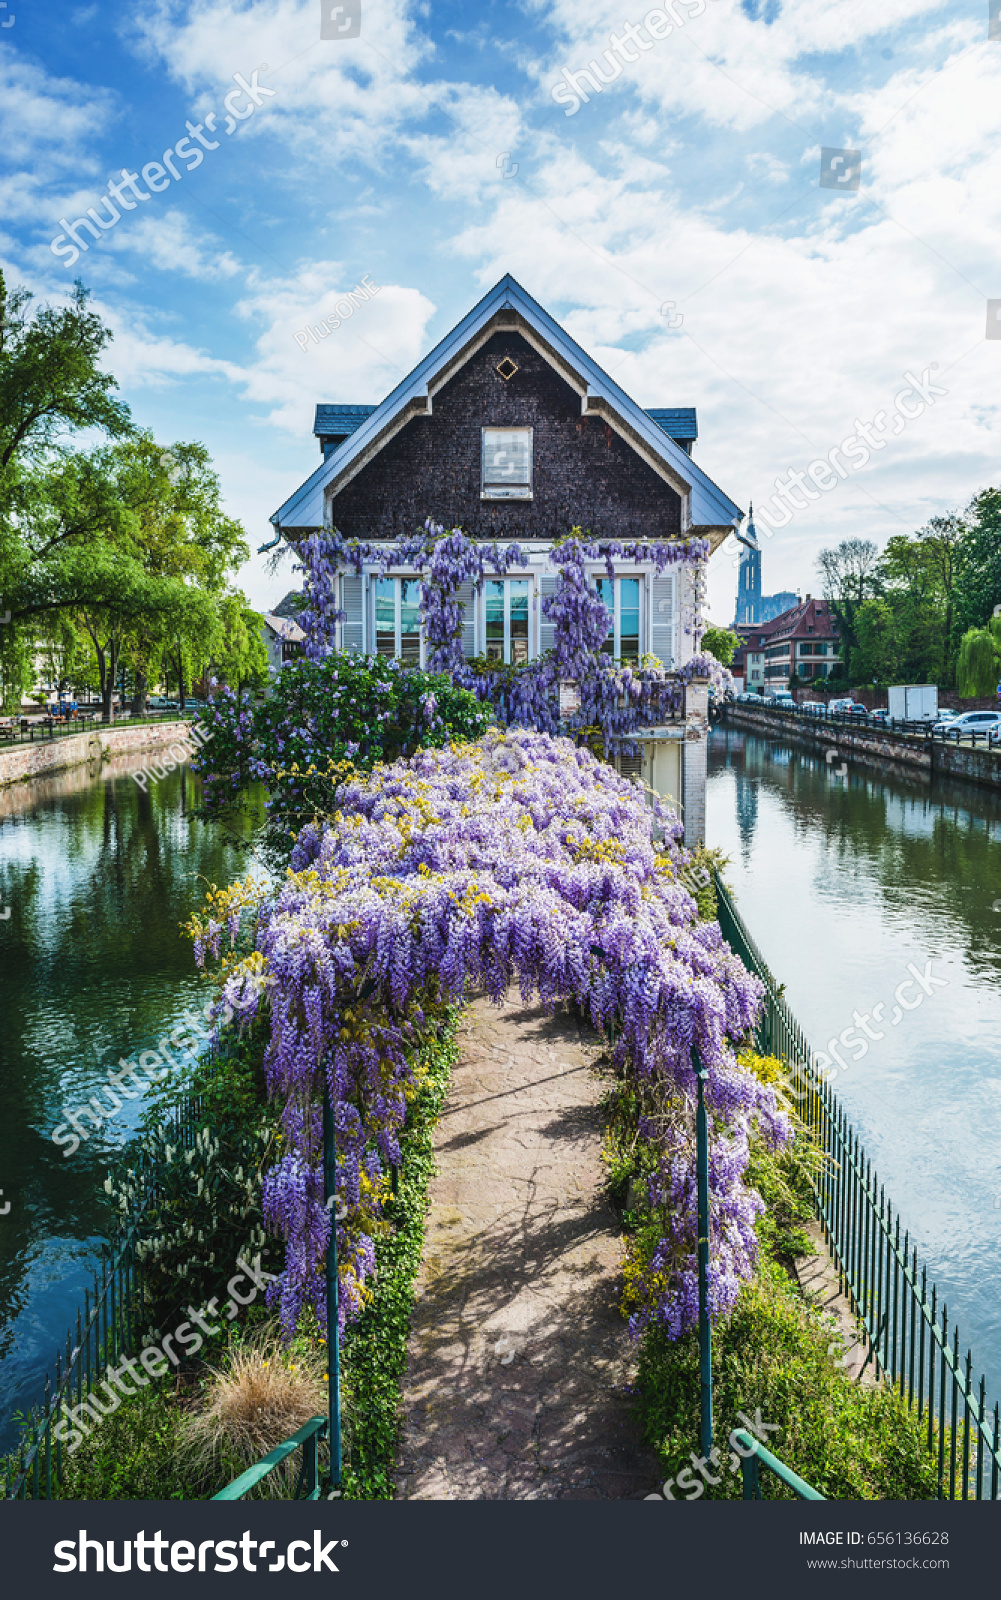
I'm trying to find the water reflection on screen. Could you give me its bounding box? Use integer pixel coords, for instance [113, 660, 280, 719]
[0, 762, 265, 1449]
[708, 726, 1001, 1399]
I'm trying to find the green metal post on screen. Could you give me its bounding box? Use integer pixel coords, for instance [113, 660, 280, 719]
[694, 1045, 713, 1463]
[323, 1085, 342, 1491]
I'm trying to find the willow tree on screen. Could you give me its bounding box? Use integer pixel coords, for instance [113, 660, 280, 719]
[956, 620, 1001, 698]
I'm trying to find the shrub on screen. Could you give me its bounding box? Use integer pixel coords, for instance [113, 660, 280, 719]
[177, 1325, 327, 1498]
[108, 1017, 281, 1330]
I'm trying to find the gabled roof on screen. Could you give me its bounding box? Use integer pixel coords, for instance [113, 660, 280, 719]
[272, 274, 742, 539]
[646, 407, 698, 442]
[314, 404, 377, 440]
[262, 613, 306, 642]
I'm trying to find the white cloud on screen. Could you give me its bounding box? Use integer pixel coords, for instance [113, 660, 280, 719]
[106, 208, 242, 280]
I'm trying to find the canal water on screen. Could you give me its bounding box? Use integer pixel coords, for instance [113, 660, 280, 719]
[0, 758, 265, 1454]
[708, 725, 1001, 1400]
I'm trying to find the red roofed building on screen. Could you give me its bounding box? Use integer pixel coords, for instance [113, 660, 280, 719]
[750, 595, 842, 688]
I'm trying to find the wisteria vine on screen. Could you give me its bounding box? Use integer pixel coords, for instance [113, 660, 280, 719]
[197, 728, 789, 1345]
[293, 523, 732, 753]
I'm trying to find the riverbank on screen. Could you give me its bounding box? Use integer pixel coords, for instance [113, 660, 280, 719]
[720, 702, 1001, 790]
[0, 719, 195, 790]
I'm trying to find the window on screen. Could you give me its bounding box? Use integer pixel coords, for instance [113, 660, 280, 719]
[481, 428, 532, 499]
[485, 578, 531, 664]
[596, 577, 641, 665]
[374, 577, 421, 662]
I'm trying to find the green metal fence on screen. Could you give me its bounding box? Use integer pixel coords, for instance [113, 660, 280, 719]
[733, 1429, 825, 1501]
[211, 1415, 328, 1501]
[2, 1093, 204, 1500]
[715, 874, 1001, 1501]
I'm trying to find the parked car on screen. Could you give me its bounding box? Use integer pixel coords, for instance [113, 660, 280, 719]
[870, 708, 891, 724]
[800, 701, 827, 716]
[933, 710, 1001, 736]
[766, 689, 794, 707]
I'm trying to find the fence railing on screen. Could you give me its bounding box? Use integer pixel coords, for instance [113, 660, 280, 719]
[211, 1415, 328, 1501]
[0, 711, 193, 748]
[731, 700, 1001, 750]
[734, 1429, 825, 1501]
[2, 1093, 204, 1501]
[715, 873, 1001, 1501]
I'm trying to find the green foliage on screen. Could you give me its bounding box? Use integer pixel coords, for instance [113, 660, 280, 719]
[956, 624, 1001, 698]
[45, 1010, 458, 1501]
[702, 626, 739, 668]
[614, 1046, 939, 1501]
[200, 651, 493, 838]
[110, 1019, 281, 1329]
[338, 1011, 458, 1498]
[637, 1259, 939, 1500]
[0, 273, 131, 479]
[954, 488, 1001, 636]
[51, 1381, 200, 1501]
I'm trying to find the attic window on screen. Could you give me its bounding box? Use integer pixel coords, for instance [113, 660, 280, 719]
[496, 357, 519, 381]
[482, 427, 532, 499]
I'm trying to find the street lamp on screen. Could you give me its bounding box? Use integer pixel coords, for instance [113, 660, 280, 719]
[323, 1085, 342, 1494]
[692, 1043, 713, 1461]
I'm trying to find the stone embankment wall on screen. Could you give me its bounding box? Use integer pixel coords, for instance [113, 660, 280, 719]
[720, 704, 1001, 791]
[0, 720, 194, 790]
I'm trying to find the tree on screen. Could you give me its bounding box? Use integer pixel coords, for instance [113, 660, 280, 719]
[954, 488, 1001, 638]
[853, 597, 901, 685]
[816, 538, 880, 680]
[205, 594, 269, 693]
[702, 626, 738, 668]
[956, 621, 1001, 698]
[0, 272, 130, 488]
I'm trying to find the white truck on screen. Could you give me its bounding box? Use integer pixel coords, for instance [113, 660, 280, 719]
[887, 685, 939, 722]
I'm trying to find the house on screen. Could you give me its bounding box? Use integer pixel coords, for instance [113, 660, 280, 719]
[260, 611, 306, 675]
[270, 275, 743, 843]
[755, 596, 842, 688]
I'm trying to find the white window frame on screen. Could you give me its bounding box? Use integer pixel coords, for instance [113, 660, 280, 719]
[481, 574, 535, 664]
[594, 573, 643, 664]
[371, 574, 423, 664]
[481, 427, 533, 500]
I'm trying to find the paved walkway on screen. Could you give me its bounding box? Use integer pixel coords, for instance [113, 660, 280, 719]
[394, 995, 662, 1500]
[794, 1221, 877, 1385]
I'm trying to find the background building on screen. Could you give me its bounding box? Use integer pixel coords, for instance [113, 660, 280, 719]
[733, 505, 797, 626]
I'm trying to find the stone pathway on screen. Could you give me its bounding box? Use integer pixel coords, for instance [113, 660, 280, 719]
[794, 1220, 876, 1385]
[394, 994, 662, 1500]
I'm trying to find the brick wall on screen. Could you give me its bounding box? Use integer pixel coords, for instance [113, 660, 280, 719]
[328, 331, 684, 542]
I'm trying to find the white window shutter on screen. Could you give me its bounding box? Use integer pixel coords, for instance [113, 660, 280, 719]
[650, 573, 675, 667]
[539, 573, 559, 654]
[457, 580, 476, 658]
[340, 574, 364, 653]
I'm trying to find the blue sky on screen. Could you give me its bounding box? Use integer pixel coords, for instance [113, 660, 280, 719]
[2, 0, 998, 623]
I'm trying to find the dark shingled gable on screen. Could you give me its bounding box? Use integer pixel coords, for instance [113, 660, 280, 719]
[326, 332, 684, 542]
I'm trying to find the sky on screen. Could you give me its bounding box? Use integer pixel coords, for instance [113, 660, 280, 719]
[2, 0, 999, 625]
